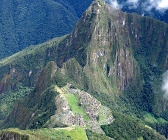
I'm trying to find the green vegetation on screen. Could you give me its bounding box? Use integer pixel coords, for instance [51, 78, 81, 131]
[86, 129, 110, 140]
[64, 94, 85, 115]
[98, 106, 112, 125]
[137, 137, 144, 140]
[0, 0, 92, 59]
[157, 118, 168, 124]
[83, 115, 90, 121]
[58, 126, 87, 140]
[145, 125, 153, 129]
[0, 128, 72, 140]
[1, 0, 168, 139]
[0, 36, 64, 67]
[141, 112, 168, 138]
[143, 112, 168, 124]
[0, 126, 88, 140]
[101, 111, 166, 140]
[1, 85, 59, 130]
[0, 85, 32, 120]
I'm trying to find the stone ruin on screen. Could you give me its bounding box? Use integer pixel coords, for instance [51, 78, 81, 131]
[49, 84, 114, 134]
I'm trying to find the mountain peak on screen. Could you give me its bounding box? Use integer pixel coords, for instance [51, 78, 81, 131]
[1, 0, 168, 139]
[85, 0, 121, 16]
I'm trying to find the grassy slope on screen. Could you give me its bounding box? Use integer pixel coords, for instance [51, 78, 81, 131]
[0, 0, 168, 139]
[0, 36, 65, 121]
[58, 126, 87, 140]
[64, 94, 85, 115]
[0, 127, 87, 140]
[143, 112, 168, 124]
[86, 129, 110, 140]
[0, 36, 65, 67]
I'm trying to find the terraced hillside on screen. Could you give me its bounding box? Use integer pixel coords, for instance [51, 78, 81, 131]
[0, 0, 168, 139]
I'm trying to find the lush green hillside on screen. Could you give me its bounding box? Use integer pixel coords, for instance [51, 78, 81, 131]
[0, 64, 165, 139]
[101, 111, 166, 140]
[0, 0, 95, 59]
[0, 127, 88, 140]
[1, 0, 168, 60]
[1, 0, 168, 139]
[0, 36, 66, 120]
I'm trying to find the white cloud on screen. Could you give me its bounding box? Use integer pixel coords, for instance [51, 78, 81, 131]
[144, 0, 168, 12]
[142, 0, 156, 12]
[107, 0, 168, 13]
[128, 0, 168, 12]
[109, 0, 122, 8]
[162, 70, 168, 98]
[126, 0, 139, 9]
[157, 0, 168, 9]
[127, 0, 139, 3]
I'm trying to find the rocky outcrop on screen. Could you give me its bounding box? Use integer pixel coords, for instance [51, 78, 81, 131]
[0, 130, 29, 140]
[0, 134, 28, 140]
[108, 48, 139, 90]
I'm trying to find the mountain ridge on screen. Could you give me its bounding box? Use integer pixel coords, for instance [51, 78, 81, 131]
[0, 0, 168, 120]
[1, 0, 168, 139]
[0, 0, 94, 60]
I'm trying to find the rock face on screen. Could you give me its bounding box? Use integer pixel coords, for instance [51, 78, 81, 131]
[0, 131, 29, 140]
[0, 0, 167, 95]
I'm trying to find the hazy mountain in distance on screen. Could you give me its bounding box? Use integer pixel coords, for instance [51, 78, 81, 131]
[0, 0, 93, 59]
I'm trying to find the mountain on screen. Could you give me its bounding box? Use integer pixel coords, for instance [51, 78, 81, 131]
[0, 0, 94, 60]
[1, 0, 168, 61]
[0, 0, 168, 139]
[1, 0, 168, 60]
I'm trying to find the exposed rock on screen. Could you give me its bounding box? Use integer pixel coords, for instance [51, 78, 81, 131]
[0, 132, 29, 140]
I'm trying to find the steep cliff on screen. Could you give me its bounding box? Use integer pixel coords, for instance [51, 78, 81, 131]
[1, 0, 168, 138]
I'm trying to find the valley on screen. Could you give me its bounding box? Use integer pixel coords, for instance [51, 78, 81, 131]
[0, 0, 168, 139]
